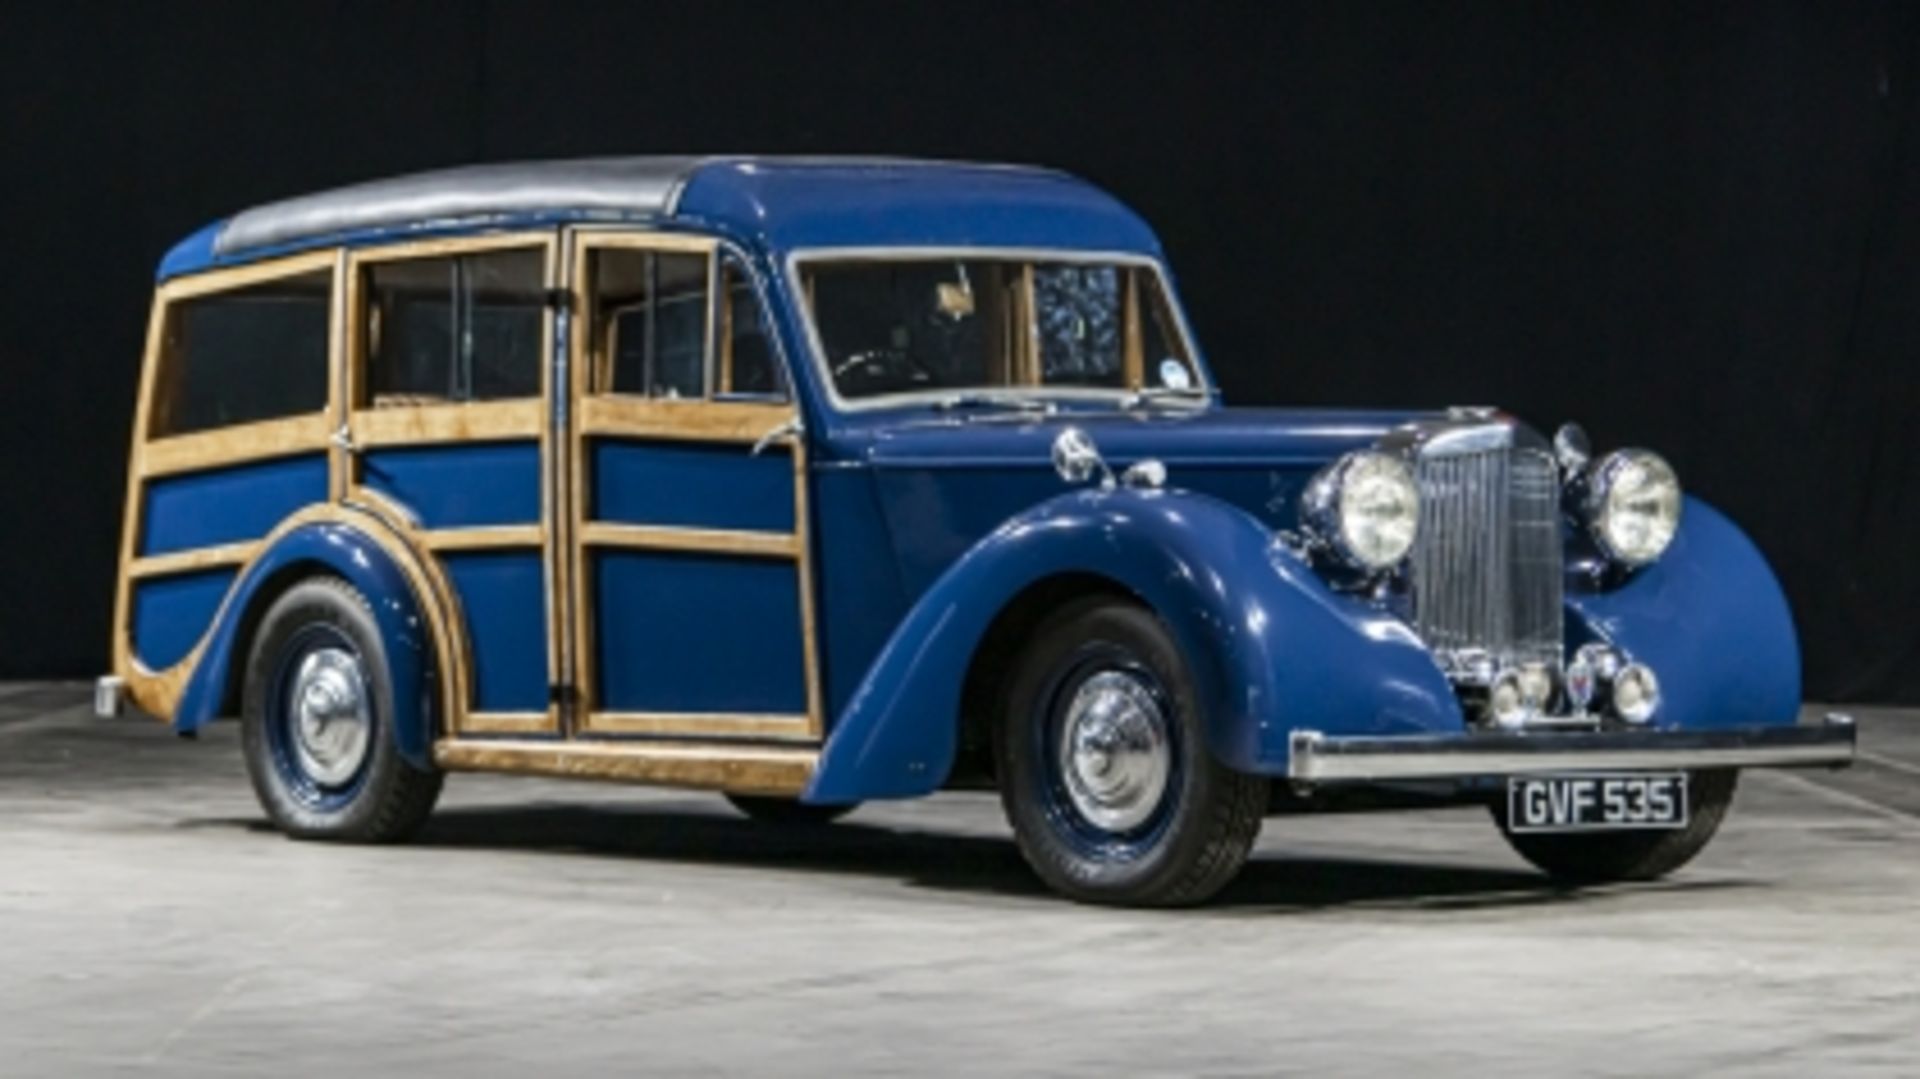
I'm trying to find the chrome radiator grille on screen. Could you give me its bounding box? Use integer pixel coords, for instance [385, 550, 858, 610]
[1408, 435, 1563, 680]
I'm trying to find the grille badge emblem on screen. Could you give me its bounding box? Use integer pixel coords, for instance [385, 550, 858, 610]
[1565, 654, 1596, 711]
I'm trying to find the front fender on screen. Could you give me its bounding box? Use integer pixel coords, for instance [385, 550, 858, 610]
[1567, 496, 1800, 730]
[172, 520, 439, 770]
[805, 488, 1462, 803]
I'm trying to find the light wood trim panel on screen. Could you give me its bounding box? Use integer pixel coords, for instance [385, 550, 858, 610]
[571, 230, 719, 255]
[140, 413, 331, 477]
[115, 293, 173, 683]
[327, 249, 351, 504]
[129, 541, 259, 580]
[344, 231, 559, 268]
[460, 712, 556, 735]
[154, 249, 339, 304]
[578, 395, 796, 442]
[1123, 268, 1145, 390]
[125, 646, 202, 722]
[350, 399, 543, 446]
[582, 712, 813, 739]
[578, 522, 797, 558]
[434, 739, 815, 796]
[417, 525, 544, 551]
[792, 441, 824, 738]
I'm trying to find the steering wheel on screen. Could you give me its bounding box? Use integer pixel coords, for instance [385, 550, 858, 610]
[831, 347, 937, 388]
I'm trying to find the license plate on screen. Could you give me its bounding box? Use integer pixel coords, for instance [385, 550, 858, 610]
[1506, 772, 1689, 833]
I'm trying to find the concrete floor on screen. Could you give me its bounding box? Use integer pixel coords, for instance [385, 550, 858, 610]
[1, 685, 1916, 1077]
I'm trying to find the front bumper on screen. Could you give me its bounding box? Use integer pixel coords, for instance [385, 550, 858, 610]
[1287, 713, 1856, 785]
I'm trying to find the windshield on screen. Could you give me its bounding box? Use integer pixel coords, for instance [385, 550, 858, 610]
[799, 255, 1203, 403]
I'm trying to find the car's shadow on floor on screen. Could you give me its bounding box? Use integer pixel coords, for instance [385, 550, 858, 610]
[201, 802, 1753, 912]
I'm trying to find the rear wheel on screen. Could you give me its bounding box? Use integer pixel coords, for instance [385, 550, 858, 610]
[241, 577, 442, 842]
[996, 596, 1265, 906]
[1492, 769, 1739, 883]
[725, 795, 857, 825]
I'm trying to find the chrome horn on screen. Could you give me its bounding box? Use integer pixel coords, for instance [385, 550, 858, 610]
[1052, 427, 1114, 488]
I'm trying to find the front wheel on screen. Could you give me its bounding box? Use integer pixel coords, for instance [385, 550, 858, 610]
[241, 577, 442, 842]
[1492, 769, 1739, 883]
[996, 597, 1266, 907]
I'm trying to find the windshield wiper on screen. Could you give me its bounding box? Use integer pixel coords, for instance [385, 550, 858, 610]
[930, 393, 1057, 415]
[1119, 387, 1207, 410]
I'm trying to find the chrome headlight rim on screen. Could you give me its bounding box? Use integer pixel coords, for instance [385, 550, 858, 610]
[1302, 450, 1420, 573]
[1582, 448, 1683, 568]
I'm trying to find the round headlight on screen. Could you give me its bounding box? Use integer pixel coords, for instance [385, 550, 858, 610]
[1304, 451, 1419, 571]
[1585, 449, 1682, 566]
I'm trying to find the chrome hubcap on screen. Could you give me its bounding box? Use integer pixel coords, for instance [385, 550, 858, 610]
[288, 647, 371, 787]
[1057, 669, 1171, 832]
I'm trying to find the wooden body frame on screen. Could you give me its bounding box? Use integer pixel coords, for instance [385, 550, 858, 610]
[567, 231, 823, 743]
[114, 227, 826, 795]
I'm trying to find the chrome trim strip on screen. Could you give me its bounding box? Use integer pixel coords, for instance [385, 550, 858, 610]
[1288, 717, 1857, 784]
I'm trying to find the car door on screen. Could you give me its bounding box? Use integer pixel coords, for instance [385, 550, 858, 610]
[564, 230, 821, 743]
[341, 233, 564, 737]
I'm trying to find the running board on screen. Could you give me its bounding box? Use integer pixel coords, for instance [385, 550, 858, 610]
[434, 739, 816, 796]
[1288, 715, 1857, 785]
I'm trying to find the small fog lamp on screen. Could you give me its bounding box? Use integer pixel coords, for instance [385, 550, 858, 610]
[1611, 663, 1661, 725]
[1487, 670, 1532, 730]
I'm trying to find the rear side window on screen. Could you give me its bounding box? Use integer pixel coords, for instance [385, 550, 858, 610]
[150, 269, 331, 437]
[586, 248, 786, 401]
[363, 249, 545, 407]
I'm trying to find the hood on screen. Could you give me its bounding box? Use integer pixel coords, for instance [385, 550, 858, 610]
[860, 405, 1424, 472]
[842, 405, 1432, 597]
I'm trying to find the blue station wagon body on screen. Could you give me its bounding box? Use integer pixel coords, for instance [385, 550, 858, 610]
[109, 157, 1855, 904]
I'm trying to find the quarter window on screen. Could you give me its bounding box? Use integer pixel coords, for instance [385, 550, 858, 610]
[150, 269, 331, 437]
[363, 249, 545, 407]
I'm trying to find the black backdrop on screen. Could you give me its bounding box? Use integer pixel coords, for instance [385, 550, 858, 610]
[3, 2, 1916, 702]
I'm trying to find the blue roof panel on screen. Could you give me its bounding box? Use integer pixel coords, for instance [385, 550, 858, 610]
[156, 156, 1163, 280]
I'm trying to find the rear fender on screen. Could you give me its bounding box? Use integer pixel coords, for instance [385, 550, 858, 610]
[170, 514, 447, 770]
[805, 488, 1461, 803]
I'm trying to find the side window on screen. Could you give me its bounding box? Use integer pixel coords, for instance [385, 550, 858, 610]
[150, 269, 331, 437]
[363, 249, 544, 407]
[589, 247, 785, 400]
[597, 250, 709, 398]
[718, 256, 781, 399]
[1134, 269, 1198, 392]
[1035, 263, 1123, 388]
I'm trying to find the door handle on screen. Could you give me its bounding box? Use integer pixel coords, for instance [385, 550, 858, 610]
[751, 418, 803, 457]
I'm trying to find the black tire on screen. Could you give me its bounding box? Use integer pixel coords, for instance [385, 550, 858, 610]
[1492, 769, 1739, 883]
[242, 577, 442, 842]
[995, 596, 1266, 907]
[725, 795, 858, 825]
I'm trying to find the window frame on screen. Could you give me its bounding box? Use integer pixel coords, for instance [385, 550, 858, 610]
[582, 238, 792, 406]
[137, 250, 342, 475]
[343, 232, 559, 448]
[785, 246, 1209, 414]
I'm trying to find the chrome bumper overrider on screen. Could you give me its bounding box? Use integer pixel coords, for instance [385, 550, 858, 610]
[1287, 713, 1857, 784]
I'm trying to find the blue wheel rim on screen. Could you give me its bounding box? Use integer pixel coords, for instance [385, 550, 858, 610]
[1029, 644, 1184, 863]
[264, 624, 376, 812]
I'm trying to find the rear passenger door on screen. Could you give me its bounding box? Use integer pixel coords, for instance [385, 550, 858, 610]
[564, 231, 821, 744]
[342, 235, 562, 736]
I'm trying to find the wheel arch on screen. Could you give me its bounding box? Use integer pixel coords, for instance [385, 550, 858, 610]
[806, 490, 1307, 804]
[167, 508, 462, 771]
[953, 571, 1146, 787]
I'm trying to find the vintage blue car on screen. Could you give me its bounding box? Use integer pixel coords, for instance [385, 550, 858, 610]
[106, 156, 1855, 905]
